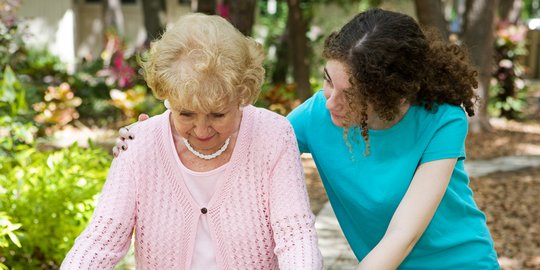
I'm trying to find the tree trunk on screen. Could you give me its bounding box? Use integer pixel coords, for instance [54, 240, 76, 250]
[192, 0, 216, 14]
[462, 0, 499, 133]
[499, 0, 523, 23]
[141, 0, 167, 45]
[286, 0, 311, 101]
[414, 0, 449, 39]
[228, 0, 257, 36]
[272, 29, 289, 85]
[102, 0, 124, 36]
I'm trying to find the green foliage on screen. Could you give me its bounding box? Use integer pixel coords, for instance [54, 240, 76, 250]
[522, 0, 540, 20]
[0, 144, 111, 269]
[0, 212, 22, 249]
[0, 66, 28, 117]
[0, 212, 22, 270]
[0, 57, 37, 207]
[0, 66, 37, 159]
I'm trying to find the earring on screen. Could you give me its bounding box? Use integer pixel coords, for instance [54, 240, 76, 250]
[164, 99, 171, 110]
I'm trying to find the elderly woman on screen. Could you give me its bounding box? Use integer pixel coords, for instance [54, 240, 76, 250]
[61, 13, 322, 269]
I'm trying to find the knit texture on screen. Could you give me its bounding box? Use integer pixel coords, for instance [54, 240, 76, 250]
[61, 105, 322, 269]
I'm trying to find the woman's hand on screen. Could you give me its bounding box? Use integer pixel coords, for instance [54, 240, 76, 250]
[112, 114, 149, 157]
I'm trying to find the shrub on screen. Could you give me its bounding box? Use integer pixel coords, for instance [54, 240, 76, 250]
[489, 22, 529, 119]
[0, 144, 111, 269]
[32, 82, 82, 133]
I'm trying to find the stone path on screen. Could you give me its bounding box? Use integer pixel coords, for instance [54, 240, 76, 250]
[317, 155, 540, 269]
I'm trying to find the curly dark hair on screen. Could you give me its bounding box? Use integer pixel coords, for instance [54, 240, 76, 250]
[323, 8, 478, 154]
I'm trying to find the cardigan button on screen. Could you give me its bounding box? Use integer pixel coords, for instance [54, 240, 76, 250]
[201, 207, 208, 214]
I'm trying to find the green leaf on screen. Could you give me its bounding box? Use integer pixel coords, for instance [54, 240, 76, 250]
[7, 231, 21, 248]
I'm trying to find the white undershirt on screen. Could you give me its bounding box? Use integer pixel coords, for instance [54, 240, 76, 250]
[179, 160, 228, 270]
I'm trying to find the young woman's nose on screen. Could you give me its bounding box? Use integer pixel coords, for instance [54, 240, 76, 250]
[326, 90, 344, 112]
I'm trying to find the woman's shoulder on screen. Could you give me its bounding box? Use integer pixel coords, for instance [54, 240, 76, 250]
[293, 90, 326, 113]
[245, 106, 296, 145]
[243, 107, 298, 159]
[249, 106, 292, 129]
[433, 104, 468, 125]
[287, 90, 328, 123]
[415, 103, 467, 122]
[129, 111, 168, 133]
[439, 103, 467, 115]
[412, 103, 468, 138]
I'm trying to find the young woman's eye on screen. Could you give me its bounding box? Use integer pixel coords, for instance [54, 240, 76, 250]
[323, 72, 330, 82]
[323, 68, 333, 84]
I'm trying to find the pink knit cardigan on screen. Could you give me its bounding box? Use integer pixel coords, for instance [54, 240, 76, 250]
[61, 106, 323, 269]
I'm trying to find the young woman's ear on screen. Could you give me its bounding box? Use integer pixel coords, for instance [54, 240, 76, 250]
[400, 98, 407, 105]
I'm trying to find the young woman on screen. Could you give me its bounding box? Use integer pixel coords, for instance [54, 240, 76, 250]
[288, 8, 499, 269]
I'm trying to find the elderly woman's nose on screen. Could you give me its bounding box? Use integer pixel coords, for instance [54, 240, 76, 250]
[193, 121, 213, 137]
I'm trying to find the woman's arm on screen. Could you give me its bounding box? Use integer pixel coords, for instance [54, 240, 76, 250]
[268, 123, 323, 270]
[356, 158, 457, 270]
[60, 152, 138, 269]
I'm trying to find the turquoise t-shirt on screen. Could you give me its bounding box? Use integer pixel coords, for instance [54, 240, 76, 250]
[288, 91, 499, 269]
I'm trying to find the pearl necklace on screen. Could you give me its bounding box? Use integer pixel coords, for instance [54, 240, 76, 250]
[182, 137, 231, 160]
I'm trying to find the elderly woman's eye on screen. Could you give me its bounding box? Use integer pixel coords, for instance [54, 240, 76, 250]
[211, 113, 225, 118]
[180, 112, 194, 117]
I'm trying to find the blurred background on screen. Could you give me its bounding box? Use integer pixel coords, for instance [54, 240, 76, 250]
[0, 0, 539, 269]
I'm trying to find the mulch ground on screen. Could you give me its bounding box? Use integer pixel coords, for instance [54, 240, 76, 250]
[303, 119, 540, 269]
[471, 167, 540, 269]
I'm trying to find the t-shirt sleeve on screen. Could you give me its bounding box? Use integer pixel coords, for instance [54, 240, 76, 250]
[287, 95, 317, 154]
[420, 106, 468, 164]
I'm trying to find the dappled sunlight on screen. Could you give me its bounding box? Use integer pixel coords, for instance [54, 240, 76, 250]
[517, 143, 540, 155]
[466, 119, 540, 160]
[491, 118, 540, 134]
[493, 136, 512, 147]
[499, 256, 540, 270]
